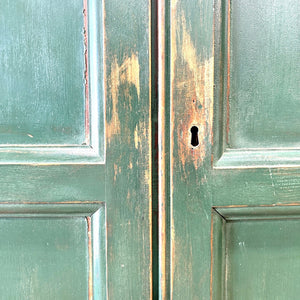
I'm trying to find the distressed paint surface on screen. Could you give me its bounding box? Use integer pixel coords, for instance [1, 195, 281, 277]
[161, 0, 300, 298]
[105, 0, 152, 298]
[166, 0, 214, 298]
[171, 8, 214, 169]
[0, 0, 151, 298]
[107, 54, 140, 145]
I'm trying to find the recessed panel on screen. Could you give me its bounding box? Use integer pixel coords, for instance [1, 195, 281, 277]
[228, 0, 300, 148]
[0, 0, 86, 145]
[226, 219, 300, 299]
[0, 218, 88, 299]
[212, 207, 300, 299]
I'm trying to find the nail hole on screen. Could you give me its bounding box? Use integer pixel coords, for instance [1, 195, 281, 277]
[190, 126, 199, 147]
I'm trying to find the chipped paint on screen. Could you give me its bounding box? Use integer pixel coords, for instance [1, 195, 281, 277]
[106, 53, 140, 144]
[134, 125, 139, 149]
[113, 163, 118, 182]
[83, 0, 90, 145]
[168, 0, 215, 297]
[171, 12, 214, 170]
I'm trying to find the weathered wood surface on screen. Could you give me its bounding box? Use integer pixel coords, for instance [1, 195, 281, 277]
[0, 0, 152, 298]
[160, 0, 300, 298]
[160, 0, 214, 298]
[105, 0, 152, 298]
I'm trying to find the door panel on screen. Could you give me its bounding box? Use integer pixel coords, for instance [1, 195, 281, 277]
[0, 0, 151, 299]
[161, 0, 300, 299]
[0, 0, 104, 164]
[1, 0, 86, 145]
[228, 0, 300, 149]
[212, 206, 300, 299]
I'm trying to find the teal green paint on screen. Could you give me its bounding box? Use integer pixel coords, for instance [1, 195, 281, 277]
[216, 205, 300, 220]
[151, 0, 159, 298]
[105, 0, 152, 298]
[211, 211, 226, 300]
[226, 219, 300, 299]
[0, 165, 105, 202]
[213, 207, 300, 299]
[168, 0, 214, 298]
[87, 0, 105, 162]
[0, 201, 106, 299]
[0, 0, 151, 297]
[0, 0, 85, 145]
[229, 0, 300, 149]
[0, 0, 104, 164]
[92, 205, 107, 299]
[0, 217, 88, 299]
[166, 0, 300, 298]
[215, 149, 300, 169]
[0, 203, 105, 299]
[0, 0, 111, 298]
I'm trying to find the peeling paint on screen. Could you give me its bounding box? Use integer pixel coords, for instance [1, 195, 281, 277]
[106, 53, 140, 144]
[134, 125, 139, 149]
[83, 0, 90, 144]
[171, 12, 214, 169]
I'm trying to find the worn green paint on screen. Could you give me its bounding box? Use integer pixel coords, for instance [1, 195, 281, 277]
[226, 219, 300, 299]
[0, 203, 105, 299]
[213, 206, 300, 299]
[0, 0, 85, 145]
[0, 0, 151, 299]
[105, 0, 152, 298]
[0, 218, 88, 299]
[162, 0, 300, 298]
[0, 0, 104, 164]
[229, 0, 300, 149]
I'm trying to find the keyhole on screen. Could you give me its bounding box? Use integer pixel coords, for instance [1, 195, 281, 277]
[190, 126, 199, 147]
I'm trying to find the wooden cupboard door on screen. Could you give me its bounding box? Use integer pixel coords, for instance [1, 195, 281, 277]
[160, 0, 300, 298]
[0, 0, 151, 299]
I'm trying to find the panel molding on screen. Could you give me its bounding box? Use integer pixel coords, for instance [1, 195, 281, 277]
[0, 0, 105, 164]
[0, 201, 107, 299]
[215, 149, 300, 169]
[213, 0, 300, 169]
[211, 204, 300, 299]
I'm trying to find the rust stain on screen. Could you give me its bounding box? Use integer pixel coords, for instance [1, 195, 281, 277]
[83, 0, 90, 145]
[86, 216, 93, 300]
[171, 13, 214, 170]
[106, 53, 140, 145]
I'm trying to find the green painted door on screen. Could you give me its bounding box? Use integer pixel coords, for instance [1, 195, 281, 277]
[0, 0, 151, 299]
[159, 0, 300, 299]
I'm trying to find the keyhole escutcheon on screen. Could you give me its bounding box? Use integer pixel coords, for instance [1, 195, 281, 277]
[190, 126, 199, 147]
